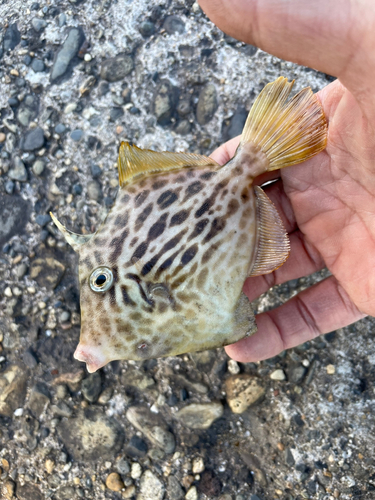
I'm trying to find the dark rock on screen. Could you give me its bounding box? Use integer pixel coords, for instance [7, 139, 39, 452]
[126, 406, 175, 453]
[153, 80, 178, 125]
[109, 107, 124, 121]
[20, 127, 45, 151]
[139, 21, 155, 37]
[29, 257, 65, 289]
[196, 83, 218, 125]
[100, 54, 134, 82]
[287, 364, 307, 384]
[16, 482, 43, 500]
[163, 15, 185, 34]
[52, 401, 73, 418]
[4, 24, 21, 51]
[250, 496, 262, 500]
[125, 435, 148, 458]
[35, 214, 51, 227]
[129, 106, 140, 115]
[81, 373, 102, 403]
[31, 18, 47, 32]
[31, 2, 40, 10]
[8, 97, 19, 107]
[224, 107, 247, 140]
[0, 195, 30, 246]
[167, 476, 184, 500]
[197, 471, 221, 497]
[98, 81, 109, 96]
[28, 383, 51, 418]
[70, 129, 83, 141]
[73, 183, 83, 195]
[57, 410, 124, 461]
[31, 58, 45, 72]
[51, 28, 85, 83]
[23, 55, 32, 66]
[90, 164, 102, 178]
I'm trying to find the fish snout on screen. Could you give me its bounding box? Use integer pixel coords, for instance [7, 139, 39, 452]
[74, 343, 108, 373]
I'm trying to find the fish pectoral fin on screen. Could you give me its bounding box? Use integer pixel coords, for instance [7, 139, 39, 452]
[248, 186, 290, 277]
[117, 142, 220, 187]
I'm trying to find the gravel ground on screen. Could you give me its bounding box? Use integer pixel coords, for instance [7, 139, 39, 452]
[1, 1, 375, 499]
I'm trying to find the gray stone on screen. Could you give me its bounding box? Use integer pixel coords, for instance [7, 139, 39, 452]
[163, 15, 185, 34]
[196, 83, 218, 124]
[5, 132, 17, 153]
[52, 401, 73, 418]
[28, 383, 50, 418]
[16, 262, 28, 278]
[8, 157, 27, 181]
[29, 257, 65, 289]
[31, 18, 47, 32]
[175, 119, 190, 135]
[4, 23, 20, 51]
[35, 214, 51, 226]
[31, 58, 45, 72]
[167, 476, 184, 500]
[285, 448, 295, 466]
[177, 99, 191, 116]
[55, 123, 66, 134]
[175, 402, 224, 429]
[23, 350, 38, 369]
[0, 195, 30, 246]
[125, 435, 148, 458]
[32, 159, 45, 175]
[51, 28, 85, 82]
[5, 180, 14, 194]
[58, 13, 66, 27]
[153, 80, 177, 125]
[115, 456, 130, 475]
[53, 486, 75, 500]
[126, 406, 175, 454]
[81, 373, 102, 403]
[287, 364, 308, 384]
[70, 129, 83, 141]
[87, 180, 102, 201]
[100, 54, 134, 82]
[58, 410, 124, 461]
[138, 470, 165, 500]
[0, 364, 28, 417]
[139, 21, 155, 37]
[17, 107, 34, 126]
[20, 127, 45, 151]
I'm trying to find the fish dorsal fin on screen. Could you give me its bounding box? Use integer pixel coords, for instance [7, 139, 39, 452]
[118, 142, 220, 187]
[248, 186, 290, 277]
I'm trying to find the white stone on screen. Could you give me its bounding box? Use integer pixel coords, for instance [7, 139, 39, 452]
[192, 457, 205, 474]
[270, 369, 286, 381]
[228, 359, 240, 375]
[185, 486, 198, 500]
[131, 462, 142, 479]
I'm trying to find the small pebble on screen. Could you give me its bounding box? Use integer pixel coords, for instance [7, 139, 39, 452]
[192, 457, 205, 474]
[71, 129, 83, 141]
[228, 359, 240, 375]
[326, 364, 335, 375]
[45, 459, 55, 474]
[185, 485, 198, 500]
[105, 472, 124, 491]
[270, 369, 286, 381]
[130, 462, 142, 479]
[32, 159, 45, 175]
[0, 132, 6, 143]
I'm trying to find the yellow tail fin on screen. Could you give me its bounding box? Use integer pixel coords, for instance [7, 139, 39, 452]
[240, 77, 327, 170]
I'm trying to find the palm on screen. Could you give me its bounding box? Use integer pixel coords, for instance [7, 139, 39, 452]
[200, 0, 375, 361]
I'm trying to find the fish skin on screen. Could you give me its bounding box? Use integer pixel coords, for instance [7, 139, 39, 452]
[51, 77, 327, 371]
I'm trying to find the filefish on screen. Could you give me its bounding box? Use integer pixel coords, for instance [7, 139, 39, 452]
[51, 77, 327, 372]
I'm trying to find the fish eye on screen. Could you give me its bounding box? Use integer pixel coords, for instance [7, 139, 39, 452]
[89, 267, 114, 293]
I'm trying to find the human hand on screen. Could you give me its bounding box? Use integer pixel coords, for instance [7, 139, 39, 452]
[199, 0, 375, 361]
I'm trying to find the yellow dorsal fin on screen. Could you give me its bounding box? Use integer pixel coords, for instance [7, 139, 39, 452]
[118, 142, 220, 187]
[248, 186, 290, 277]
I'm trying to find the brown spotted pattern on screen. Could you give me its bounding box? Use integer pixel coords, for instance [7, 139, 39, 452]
[75, 149, 267, 368]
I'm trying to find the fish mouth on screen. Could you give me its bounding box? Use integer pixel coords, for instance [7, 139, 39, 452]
[74, 344, 108, 373]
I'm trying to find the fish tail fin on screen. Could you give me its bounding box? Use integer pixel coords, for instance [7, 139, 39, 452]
[240, 77, 327, 171]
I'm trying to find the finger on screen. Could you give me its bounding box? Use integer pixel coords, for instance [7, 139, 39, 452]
[226, 275, 366, 362]
[243, 230, 325, 302]
[198, 0, 375, 96]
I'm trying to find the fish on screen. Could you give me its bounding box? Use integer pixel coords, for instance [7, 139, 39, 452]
[51, 77, 327, 373]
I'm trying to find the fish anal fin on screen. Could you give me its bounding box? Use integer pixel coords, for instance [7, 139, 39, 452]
[118, 142, 220, 187]
[248, 186, 290, 277]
